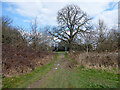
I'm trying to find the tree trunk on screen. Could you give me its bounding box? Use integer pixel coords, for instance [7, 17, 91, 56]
[69, 41, 72, 53]
[86, 45, 88, 54]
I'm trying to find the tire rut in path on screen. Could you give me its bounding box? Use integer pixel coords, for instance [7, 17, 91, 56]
[27, 54, 70, 88]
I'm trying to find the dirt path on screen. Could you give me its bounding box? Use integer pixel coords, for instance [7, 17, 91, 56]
[27, 53, 73, 88]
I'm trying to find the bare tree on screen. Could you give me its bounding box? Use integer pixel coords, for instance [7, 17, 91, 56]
[83, 32, 93, 53]
[29, 17, 39, 50]
[29, 18, 54, 51]
[96, 19, 108, 52]
[2, 17, 26, 46]
[105, 27, 118, 52]
[48, 4, 92, 52]
[2, 16, 12, 27]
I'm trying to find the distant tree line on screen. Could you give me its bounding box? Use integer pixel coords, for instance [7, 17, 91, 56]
[1, 4, 119, 53]
[1, 16, 54, 51]
[2, 16, 27, 48]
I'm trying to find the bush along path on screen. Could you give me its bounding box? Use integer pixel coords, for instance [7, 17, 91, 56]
[27, 52, 119, 88]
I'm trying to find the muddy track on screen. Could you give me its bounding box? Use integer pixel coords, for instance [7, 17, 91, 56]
[27, 53, 73, 88]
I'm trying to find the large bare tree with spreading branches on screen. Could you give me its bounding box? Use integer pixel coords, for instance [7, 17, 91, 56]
[49, 4, 92, 52]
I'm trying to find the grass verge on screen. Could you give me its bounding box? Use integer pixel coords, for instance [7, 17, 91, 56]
[2, 54, 59, 88]
[39, 66, 119, 88]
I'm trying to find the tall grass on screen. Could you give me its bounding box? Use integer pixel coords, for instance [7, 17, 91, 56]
[71, 52, 118, 72]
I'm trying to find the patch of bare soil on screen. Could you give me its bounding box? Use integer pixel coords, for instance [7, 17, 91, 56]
[27, 53, 74, 88]
[2, 44, 55, 77]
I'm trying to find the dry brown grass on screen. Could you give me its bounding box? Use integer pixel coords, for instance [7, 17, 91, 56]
[69, 52, 118, 71]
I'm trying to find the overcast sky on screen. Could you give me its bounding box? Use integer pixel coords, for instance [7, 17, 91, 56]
[1, 0, 119, 32]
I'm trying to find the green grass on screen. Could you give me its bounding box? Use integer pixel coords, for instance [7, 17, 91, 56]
[0, 75, 2, 89]
[53, 51, 69, 54]
[64, 52, 68, 59]
[2, 54, 59, 88]
[39, 66, 119, 88]
[56, 51, 66, 53]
